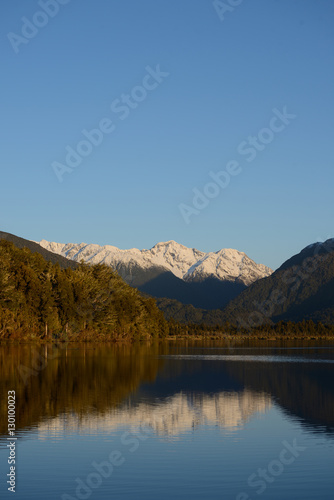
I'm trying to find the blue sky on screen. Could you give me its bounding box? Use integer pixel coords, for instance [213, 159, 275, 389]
[1, 0, 333, 270]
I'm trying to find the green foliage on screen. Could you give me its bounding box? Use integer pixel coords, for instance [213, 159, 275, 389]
[170, 318, 334, 339]
[0, 241, 168, 340]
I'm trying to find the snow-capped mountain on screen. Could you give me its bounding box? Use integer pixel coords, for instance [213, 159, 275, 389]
[38, 239, 272, 285]
[37, 239, 273, 309]
[183, 248, 271, 284]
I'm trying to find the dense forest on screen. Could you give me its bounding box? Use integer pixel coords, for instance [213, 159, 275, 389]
[0, 240, 168, 341]
[168, 317, 334, 339]
[0, 240, 333, 341]
[156, 296, 229, 325]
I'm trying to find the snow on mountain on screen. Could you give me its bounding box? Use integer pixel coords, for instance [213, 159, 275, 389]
[184, 248, 272, 285]
[145, 240, 205, 278]
[37, 239, 273, 285]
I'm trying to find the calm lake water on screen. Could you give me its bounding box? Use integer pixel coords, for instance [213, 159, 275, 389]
[1, 340, 334, 499]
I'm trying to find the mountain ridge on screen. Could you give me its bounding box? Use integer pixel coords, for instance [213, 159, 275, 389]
[37, 239, 273, 285]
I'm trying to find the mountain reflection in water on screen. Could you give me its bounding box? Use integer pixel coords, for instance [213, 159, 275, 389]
[36, 390, 271, 438]
[1, 341, 334, 442]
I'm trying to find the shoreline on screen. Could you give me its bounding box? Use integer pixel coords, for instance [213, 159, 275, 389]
[1, 333, 334, 344]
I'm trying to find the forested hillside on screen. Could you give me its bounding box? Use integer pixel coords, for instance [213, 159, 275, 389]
[0, 231, 78, 269]
[221, 239, 334, 327]
[0, 240, 168, 340]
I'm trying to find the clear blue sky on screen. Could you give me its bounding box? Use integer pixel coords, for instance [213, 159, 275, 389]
[1, 0, 333, 269]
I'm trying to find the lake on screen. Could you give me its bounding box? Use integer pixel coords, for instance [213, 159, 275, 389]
[1, 340, 334, 499]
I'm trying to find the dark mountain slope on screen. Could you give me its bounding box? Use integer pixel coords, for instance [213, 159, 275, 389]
[155, 297, 229, 325]
[0, 231, 78, 270]
[221, 238, 334, 327]
[138, 272, 246, 310]
[278, 239, 334, 271]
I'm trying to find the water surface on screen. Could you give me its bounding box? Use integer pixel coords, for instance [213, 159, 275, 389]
[1, 340, 333, 499]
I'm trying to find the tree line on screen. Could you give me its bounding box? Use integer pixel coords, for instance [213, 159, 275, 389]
[0, 240, 167, 341]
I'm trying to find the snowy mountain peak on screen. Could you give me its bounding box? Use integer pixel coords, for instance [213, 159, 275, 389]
[148, 240, 205, 278]
[183, 248, 271, 285]
[37, 239, 273, 285]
